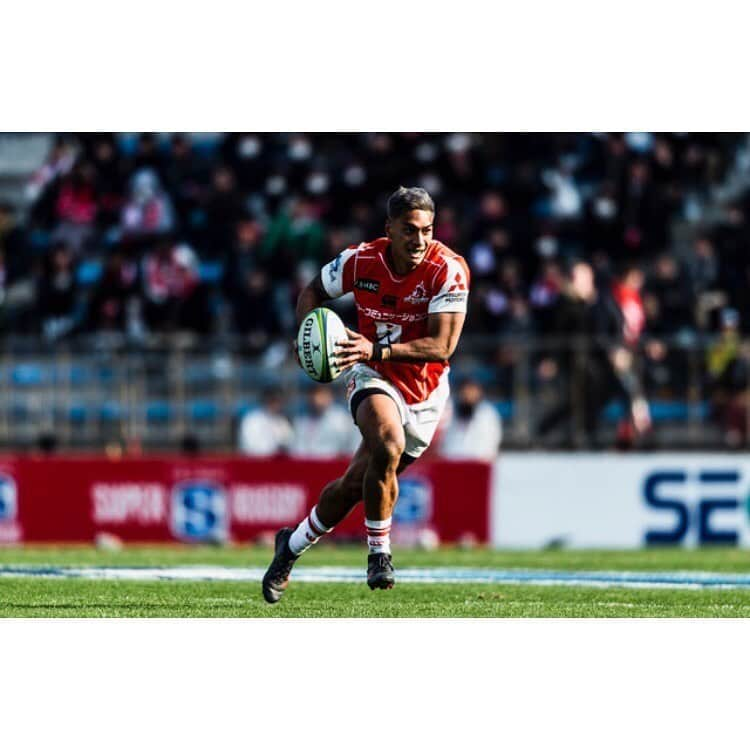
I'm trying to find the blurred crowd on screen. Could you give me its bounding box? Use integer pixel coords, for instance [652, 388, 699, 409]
[0, 133, 747, 345]
[1, 132, 750, 449]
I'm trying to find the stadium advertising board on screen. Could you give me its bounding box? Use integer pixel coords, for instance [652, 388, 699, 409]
[494, 454, 750, 548]
[0, 456, 490, 545]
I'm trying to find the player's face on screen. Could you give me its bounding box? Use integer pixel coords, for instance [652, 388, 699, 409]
[386, 210, 434, 272]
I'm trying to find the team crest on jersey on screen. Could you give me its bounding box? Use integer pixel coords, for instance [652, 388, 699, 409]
[404, 282, 429, 304]
[354, 278, 380, 293]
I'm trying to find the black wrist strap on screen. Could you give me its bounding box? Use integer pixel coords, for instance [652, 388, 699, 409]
[371, 342, 383, 361]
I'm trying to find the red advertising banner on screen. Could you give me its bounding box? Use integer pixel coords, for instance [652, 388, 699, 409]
[0, 456, 491, 545]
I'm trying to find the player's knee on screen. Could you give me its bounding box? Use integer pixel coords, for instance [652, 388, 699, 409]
[371, 434, 405, 470]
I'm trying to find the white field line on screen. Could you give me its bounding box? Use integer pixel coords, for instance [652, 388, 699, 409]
[1, 565, 750, 589]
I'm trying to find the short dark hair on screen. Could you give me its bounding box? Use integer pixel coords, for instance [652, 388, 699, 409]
[386, 186, 435, 220]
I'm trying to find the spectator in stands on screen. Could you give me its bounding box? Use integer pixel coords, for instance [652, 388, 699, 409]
[0, 202, 28, 281]
[52, 160, 98, 254]
[261, 196, 325, 334]
[238, 387, 293, 457]
[85, 250, 140, 333]
[141, 238, 211, 334]
[439, 378, 502, 460]
[130, 133, 165, 177]
[120, 168, 175, 240]
[688, 234, 724, 330]
[644, 253, 695, 335]
[529, 258, 564, 334]
[289, 384, 359, 458]
[89, 135, 127, 230]
[201, 165, 244, 258]
[536, 261, 650, 448]
[36, 241, 81, 340]
[163, 134, 206, 231]
[26, 135, 76, 206]
[705, 307, 749, 448]
[611, 264, 646, 348]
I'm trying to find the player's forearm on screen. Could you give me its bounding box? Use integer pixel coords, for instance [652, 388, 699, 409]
[296, 283, 328, 325]
[387, 335, 455, 363]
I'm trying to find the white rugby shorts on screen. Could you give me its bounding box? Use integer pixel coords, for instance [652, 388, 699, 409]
[345, 363, 450, 459]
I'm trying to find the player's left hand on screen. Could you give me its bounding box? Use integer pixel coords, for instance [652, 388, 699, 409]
[334, 328, 374, 370]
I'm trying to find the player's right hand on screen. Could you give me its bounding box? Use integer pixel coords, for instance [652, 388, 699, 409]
[334, 328, 374, 370]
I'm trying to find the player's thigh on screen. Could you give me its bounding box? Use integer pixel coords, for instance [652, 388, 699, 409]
[354, 393, 406, 459]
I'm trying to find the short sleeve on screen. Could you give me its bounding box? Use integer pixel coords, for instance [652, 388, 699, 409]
[321, 246, 358, 298]
[428, 256, 470, 314]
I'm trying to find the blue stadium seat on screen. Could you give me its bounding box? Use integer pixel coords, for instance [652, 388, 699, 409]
[199, 261, 224, 283]
[187, 400, 220, 421]
[99, 401, 126, 421]
[12, 364, 47, 386]
[77, 259, 103, 286]
[145, 401, 173, 422]
[495, 401, 514, 419]
[67, 404, 88, 423]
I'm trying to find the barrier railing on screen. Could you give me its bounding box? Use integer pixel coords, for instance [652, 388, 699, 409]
[0, 333, 743, 451]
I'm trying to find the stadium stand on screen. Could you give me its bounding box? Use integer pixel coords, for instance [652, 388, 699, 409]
[0, 132, 749, 451]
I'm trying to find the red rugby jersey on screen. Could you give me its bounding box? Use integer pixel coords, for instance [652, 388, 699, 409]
[321, 237, 470, 404]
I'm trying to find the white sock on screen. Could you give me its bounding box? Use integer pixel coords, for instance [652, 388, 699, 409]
[288, 506, 331, 556]
[365, 517, 392, 555]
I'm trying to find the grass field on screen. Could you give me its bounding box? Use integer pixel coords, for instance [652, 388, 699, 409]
[2, 544, 750, 617]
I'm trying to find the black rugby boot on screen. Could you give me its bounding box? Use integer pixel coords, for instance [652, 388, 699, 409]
[367, 552, 395, 590]
[262, 528, 299, 603]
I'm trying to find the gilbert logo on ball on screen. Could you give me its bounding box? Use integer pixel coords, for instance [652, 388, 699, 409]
[297, 307, 347, 383]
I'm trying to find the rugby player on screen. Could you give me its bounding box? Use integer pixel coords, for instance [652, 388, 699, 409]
[262, 186, 470, 602]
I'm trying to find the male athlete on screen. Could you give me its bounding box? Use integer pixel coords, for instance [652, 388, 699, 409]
[262, 186, 470, 602]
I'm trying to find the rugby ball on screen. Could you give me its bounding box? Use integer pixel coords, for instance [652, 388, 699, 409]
[297, 308, 347, 383]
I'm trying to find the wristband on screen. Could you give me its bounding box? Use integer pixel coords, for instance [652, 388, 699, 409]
[371, 343, 392, 362]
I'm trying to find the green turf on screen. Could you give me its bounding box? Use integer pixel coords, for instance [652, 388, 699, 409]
[1, 544, 750, 617]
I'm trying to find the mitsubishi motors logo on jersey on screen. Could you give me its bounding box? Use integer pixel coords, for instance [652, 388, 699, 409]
[448, 272, 466, 292]
[405, 282, 429, 304]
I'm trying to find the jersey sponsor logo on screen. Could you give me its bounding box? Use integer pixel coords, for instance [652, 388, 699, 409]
[171, 481, 228, 542]
[354, 278, 380, 293]
[441, 292, 468, 305]
[356, 304, 426, 324]
[405, 282, 430, 304]
[381, 295, 397, 308]
[448, 272, 467, 292]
